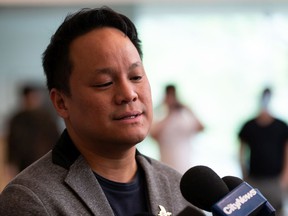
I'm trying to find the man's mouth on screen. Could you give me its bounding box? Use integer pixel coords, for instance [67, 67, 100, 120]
[115, 112, 142, 120]
[123, 115, 137, 119]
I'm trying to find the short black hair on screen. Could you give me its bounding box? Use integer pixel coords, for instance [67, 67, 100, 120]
[262, 87, 272, 97]
[42, 6, 142, 95]
[20, 84, 41, 97]
[260, 87, 272, 109]
[165, 84, 176, 94]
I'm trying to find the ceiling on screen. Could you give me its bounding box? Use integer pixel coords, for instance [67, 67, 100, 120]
[1, 0, 288, 7]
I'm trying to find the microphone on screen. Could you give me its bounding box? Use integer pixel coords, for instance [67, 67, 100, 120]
[177, 206, 206, 216]
[180, 165, 230, 212]
[180, 165, 276, 216]
[219, 176, 275, 216]
[222, 176, 243, 191]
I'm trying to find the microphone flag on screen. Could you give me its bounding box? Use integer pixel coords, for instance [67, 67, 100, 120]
[211, 182, 275, 216]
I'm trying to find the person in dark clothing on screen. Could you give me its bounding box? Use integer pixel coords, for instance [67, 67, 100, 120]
[238, 87, 288, 216]
[6, 84, 60, 173]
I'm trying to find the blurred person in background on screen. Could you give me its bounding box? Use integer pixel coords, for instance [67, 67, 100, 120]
[238, 87, 288, 216]
[5, 83, 60, 175]
[150, 84, 204, 174]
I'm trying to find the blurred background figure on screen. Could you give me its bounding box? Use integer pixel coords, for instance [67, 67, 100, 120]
[4, 83, 60, 177]
[150, 84, 204, 174]
[238, 87, 288, 216]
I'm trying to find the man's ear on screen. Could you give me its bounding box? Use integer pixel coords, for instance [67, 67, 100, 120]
[50, 89, 69, 118]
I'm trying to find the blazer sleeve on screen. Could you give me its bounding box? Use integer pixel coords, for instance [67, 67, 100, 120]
[0, 184, 49, 216]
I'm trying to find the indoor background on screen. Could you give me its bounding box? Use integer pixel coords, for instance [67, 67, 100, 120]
[0, 0, 288, 214]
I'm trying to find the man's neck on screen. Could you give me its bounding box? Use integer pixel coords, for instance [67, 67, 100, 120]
[256, 110, 274, 126]
[81, 146, 138, 183]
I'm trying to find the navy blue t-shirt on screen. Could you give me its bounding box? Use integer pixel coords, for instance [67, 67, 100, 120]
[94, 167, 149, 216]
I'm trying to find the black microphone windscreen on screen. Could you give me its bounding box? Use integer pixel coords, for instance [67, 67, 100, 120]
[222, 175, 244, 191]
[177, 206, 205, 216]
[180, 165, 229, 212]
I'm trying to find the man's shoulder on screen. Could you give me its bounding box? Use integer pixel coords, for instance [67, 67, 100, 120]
[274, 118, 288, 126]
[136, 153, 182, 178]
[4, 152, 65, 191]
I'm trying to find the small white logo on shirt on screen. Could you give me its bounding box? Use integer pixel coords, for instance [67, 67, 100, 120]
[158, 205, 172, 216]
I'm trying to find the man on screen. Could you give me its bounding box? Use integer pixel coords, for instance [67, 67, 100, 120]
[238, 87, 288, 216]
[150, 84, 204, 174]
[0, 7, 204, 216]
[6, 84, 60, 174]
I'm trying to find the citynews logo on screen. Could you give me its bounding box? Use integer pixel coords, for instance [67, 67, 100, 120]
[222, 188, 257, 215]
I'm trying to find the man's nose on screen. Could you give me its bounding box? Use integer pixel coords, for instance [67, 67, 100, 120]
[115, 81, 138, 105]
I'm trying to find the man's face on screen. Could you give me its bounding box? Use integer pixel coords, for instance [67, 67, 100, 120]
[59, 27, 153, 152]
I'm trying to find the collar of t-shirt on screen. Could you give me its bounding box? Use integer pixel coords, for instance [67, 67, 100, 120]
[94, 167, 149, 216]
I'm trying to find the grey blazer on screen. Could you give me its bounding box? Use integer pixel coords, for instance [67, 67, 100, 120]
[0, 130, 204, 216]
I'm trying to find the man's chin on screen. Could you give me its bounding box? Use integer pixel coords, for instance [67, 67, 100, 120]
[119, 133, 147, 146]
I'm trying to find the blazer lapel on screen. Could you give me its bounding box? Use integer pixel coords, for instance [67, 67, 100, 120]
[64, 156, 114, 215]
[137, 155, 175, 216]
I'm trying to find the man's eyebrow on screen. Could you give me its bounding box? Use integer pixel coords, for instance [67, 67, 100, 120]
[94, 68, 113, 74]
[94, 62, 142, 74]
[129, 61, 142, 71]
